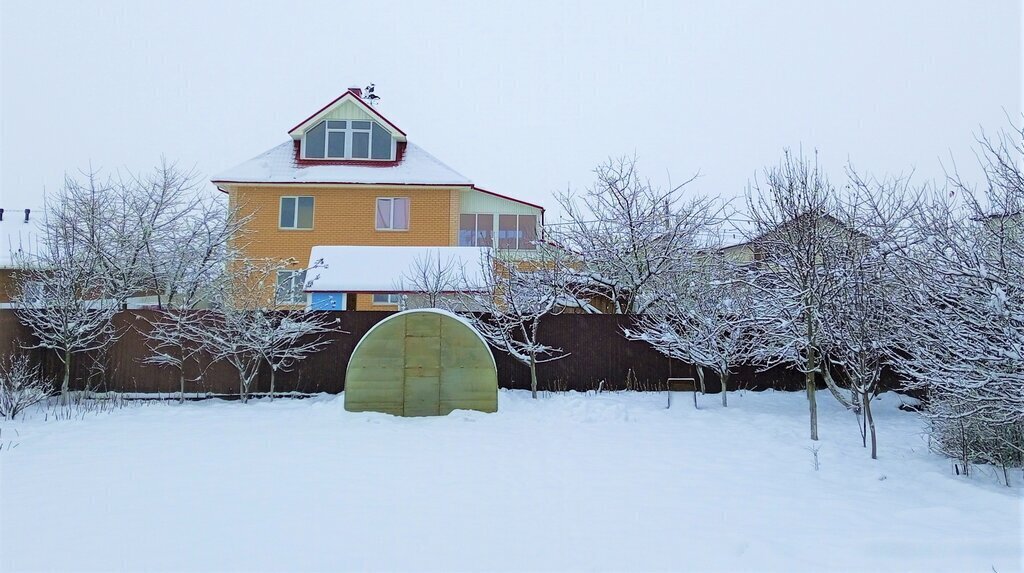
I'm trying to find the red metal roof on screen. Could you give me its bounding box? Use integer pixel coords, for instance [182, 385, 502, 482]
[291, 140, 408, 167]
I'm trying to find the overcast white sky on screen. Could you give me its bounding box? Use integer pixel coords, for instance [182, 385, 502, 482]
[1, 0, 1020, 223]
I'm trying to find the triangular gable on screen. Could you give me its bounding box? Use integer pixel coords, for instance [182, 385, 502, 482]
[288, 88, 407, 141]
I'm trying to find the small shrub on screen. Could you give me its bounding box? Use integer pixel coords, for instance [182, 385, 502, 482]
[0, 352, 53, 419]
[925, 395, 1024, 486]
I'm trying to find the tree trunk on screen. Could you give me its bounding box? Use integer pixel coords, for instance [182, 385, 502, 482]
[860, 392, 868, 447]
[720, 371, 729, 407]
[269, 369, 276, 402]
[806, 348, 818, 441]
[179, 370, 186, 404]
[821, 366, 856, 411]
[864, 389, 877, 460]
[696, 366, 706, 394]
[61, 350, 72, 404]
[529, 355, 538, 399]
[239, 372, 247, 404]
[805, 302, 819, 440]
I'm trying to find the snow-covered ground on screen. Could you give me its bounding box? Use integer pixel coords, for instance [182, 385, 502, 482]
[1, 390, 1020, 572]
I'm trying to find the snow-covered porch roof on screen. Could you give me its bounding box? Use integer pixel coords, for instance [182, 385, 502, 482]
[304, 245, 490, 292]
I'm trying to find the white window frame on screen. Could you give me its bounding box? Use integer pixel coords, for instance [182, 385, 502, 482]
[347, 120, 373, 160]
[375, 197, 410, 231]
[325, 121, 348, 158]
[372, 293, 402, 305]
[279, 196, 314, 230]
[276, 270, 307, 304]
[301, 119, 395, 161]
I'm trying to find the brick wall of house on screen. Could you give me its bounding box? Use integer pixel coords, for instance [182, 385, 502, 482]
[230, 184, 463, 262]
[0, 269, 16, 303]
[448, 189, 461, 245]
[352, 293, 394, 311]
[226, 184, 467, 308]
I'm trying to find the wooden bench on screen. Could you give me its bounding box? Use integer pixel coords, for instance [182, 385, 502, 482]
[666, 377, 699, 409]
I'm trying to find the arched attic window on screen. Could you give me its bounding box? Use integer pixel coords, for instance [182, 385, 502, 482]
[302, 120, 394, 160]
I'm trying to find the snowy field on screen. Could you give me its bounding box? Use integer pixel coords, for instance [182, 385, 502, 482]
[1, 390, 1020, 573]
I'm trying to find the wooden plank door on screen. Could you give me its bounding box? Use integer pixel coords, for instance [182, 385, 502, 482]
[402, 312, 442, 416]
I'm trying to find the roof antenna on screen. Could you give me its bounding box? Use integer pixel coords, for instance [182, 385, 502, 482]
[364, 83, 380, 106]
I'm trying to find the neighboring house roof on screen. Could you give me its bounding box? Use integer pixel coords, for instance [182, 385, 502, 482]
[719, 211, 868, 253]
[0, 207, 43, 268]
[211, 140, 474, 187]
[305, 245, 490, 292]
[719, 235, 752, 250]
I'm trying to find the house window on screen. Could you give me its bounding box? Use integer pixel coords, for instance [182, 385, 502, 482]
[459, 214, 495, 247]
[303, 119, 393, 160]
[310, 292, 346, 311]
[372, 293, 402, 305]
[19, 281, 44, 305]
[280, 196, 314, 229]
[276, 270, 307, 304]
[497, 215, 538, 250]
[376, 197, 410, 230]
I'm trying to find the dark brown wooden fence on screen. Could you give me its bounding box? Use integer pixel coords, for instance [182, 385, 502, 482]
[0, 310, 812, 396]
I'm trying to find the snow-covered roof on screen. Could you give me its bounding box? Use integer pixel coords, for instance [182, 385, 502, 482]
[211, 141, 473, 187]
[305, 245, 489, 292]
[0, 206, 44, 268]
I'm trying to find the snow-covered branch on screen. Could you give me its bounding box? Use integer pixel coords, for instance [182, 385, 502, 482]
[889, 124, 1023, 476]
[550, 155, 718, 314]
[200, 258, 342, 402]
[452, 246, 584, 398]
[626, 252, 756, 406]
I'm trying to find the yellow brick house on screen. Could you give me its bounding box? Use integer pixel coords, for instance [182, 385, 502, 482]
[212, 87, 544, 310]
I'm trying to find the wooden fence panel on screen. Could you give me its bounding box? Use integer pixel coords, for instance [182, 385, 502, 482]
[0, 310, 824, 395]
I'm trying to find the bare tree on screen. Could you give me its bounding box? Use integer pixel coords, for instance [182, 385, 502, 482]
[46, 161, 209, 308]
[201, 258, 339, 402]
[891, 124, 1024, 480]
[259, 312, 340, 400]
[550, 155, 716, 314]
[397, 251, 462, 309]
[742, 149, 848, 441]
[142, 197, 250, 402]
[144, 307, 209, 402]
[201, 259, 277, 403]
[627, 250, 756, 406]
[13, 200, 119, 402]
[818, 168, 918, 459]
[454, 247, 583, 398]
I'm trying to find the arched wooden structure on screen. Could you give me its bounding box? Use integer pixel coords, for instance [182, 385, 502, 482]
[345, 309, 498, 416]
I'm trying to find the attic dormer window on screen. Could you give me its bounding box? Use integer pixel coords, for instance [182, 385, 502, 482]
[302, 119, 394, 160]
